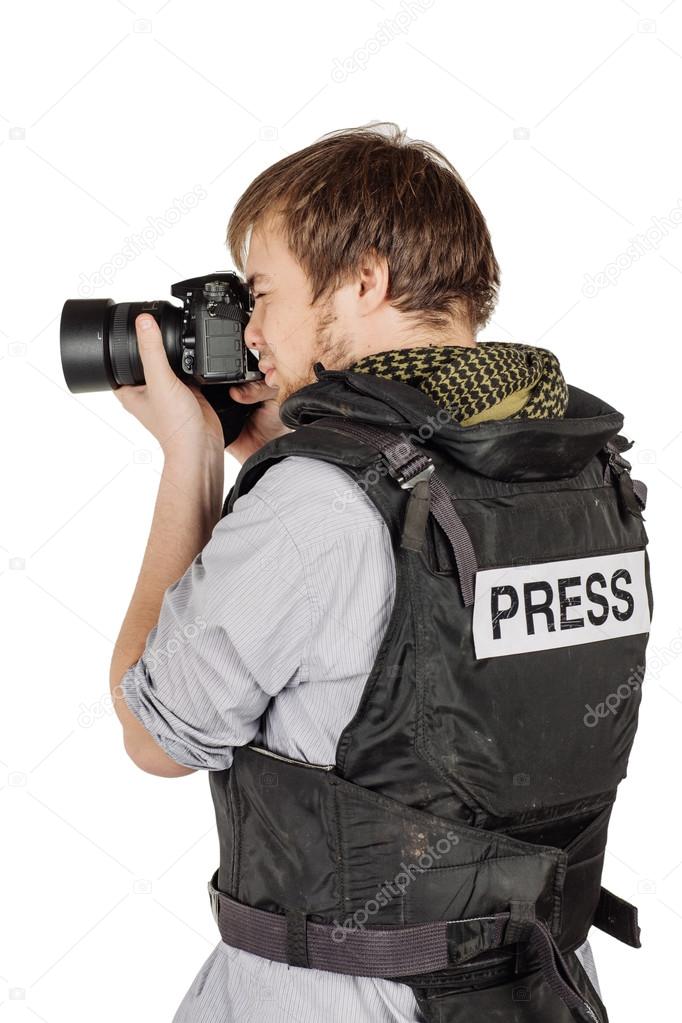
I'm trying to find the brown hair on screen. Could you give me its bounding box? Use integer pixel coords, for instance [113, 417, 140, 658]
[226, 121, 500, 336]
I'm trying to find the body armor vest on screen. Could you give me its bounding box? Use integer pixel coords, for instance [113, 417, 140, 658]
[207, 362, 653, 1022]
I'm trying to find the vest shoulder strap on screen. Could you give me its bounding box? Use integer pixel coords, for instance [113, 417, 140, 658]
[222, 420, 481, 607]
[221, 422, 386, 518]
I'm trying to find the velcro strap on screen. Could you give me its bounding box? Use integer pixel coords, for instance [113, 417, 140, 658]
[504, 900, 536, 944]
[593, 887, 641, 948]
[446, 915, 509, 964]
[400, 479, 431, 551]
[527, 919, 600, 1021]
[286, 909, 310, 968]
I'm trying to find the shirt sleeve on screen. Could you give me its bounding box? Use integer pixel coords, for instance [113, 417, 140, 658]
[118, 476, 313, 771]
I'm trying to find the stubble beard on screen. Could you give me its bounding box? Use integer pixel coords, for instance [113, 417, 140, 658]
[275, 298, 356, 406]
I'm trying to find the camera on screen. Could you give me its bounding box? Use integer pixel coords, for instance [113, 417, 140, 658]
[60, 272, 264, 446]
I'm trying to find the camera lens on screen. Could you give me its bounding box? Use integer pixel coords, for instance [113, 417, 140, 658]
[60, 299, 183, 392]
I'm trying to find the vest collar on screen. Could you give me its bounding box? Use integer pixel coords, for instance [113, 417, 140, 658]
[277, 362, 625, 482]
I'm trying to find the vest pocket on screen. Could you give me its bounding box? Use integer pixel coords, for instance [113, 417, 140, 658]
[413, 957, 605, 1023]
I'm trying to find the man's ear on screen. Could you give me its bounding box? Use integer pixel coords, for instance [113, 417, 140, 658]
[358, 250, 389, 310]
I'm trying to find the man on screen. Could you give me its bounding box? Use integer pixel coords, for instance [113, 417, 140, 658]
[111, 123, 646, 1021]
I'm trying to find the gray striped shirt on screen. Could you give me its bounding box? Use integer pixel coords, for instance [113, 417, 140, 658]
[121, 454, 599, 1022]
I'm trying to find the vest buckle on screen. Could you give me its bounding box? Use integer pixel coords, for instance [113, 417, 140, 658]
[391, 460, 435, 490]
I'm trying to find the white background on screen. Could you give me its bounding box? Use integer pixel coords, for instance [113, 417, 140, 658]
[1, 1, 680, 1020]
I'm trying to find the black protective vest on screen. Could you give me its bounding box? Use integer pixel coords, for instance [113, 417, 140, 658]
[207, 363, 653, 1022]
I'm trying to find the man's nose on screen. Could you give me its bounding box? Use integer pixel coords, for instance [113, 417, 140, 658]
[244, 316, 262, 349]
[244, 310, 265, 351]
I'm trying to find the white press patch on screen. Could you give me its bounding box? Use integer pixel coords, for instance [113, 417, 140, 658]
[472, 550, 650, 660]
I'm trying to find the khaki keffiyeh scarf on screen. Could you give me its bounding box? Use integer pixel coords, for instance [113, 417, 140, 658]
[348, 341, 569, 425]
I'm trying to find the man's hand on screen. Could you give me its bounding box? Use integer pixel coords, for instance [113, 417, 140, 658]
[226, 378, 294, 465]
[113, 314, 225, 456]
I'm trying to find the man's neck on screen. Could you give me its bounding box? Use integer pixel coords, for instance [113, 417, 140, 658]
[352, 335, 477, 362]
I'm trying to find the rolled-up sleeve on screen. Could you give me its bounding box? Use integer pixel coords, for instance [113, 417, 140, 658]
[119, 481, 313, 771]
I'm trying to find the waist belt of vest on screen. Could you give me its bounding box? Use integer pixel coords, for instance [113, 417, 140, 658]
[208, 868, 639, 1023]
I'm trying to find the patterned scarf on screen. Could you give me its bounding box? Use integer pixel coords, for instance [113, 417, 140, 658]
[348, 341, 569, 426]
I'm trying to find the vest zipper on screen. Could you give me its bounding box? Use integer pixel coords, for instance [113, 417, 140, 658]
[247, 744, 335, 771]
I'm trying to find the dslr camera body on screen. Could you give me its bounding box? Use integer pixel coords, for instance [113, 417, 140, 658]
[60, 272, 265, 446]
